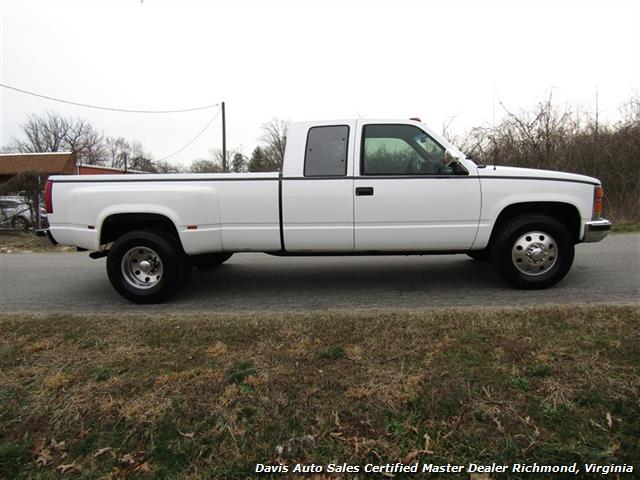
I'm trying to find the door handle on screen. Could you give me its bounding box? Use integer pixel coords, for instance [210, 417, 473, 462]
[355, 187, 374, 196]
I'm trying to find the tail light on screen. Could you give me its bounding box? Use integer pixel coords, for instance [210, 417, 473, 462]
[593, 185, 603, 219]
[44, 180, 54, 214]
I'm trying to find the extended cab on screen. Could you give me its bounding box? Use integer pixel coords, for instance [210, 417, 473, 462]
[43, 119, 612, 303]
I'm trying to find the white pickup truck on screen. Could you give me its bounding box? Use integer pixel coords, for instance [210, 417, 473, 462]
[42, 118, 611, 303]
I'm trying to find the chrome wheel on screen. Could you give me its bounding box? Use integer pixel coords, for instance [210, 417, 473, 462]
[121, 246, 163, 289]
[511, 231, 558, 276]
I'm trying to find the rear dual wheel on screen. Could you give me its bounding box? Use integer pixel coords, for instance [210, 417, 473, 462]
[107, 230, 192, 304]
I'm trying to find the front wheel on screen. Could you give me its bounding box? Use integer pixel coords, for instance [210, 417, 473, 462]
[106, 230, 190, 304]
[491, 214, 574, 289]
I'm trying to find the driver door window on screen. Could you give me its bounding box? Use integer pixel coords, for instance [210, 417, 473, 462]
[362, 124, 447, 175]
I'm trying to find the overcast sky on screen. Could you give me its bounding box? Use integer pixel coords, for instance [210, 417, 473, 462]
[1, 0, 639, 166]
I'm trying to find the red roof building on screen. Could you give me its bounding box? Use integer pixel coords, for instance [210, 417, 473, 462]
[0, 152, 76, 183]
[0, 152, 143, 184]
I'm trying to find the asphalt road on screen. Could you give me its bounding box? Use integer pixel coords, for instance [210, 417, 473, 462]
[1, 233, 638, 313]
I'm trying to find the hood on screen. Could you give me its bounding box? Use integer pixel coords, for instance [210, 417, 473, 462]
[478, 165, 600, 185]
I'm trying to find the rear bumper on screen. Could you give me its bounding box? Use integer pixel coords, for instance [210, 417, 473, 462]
[35, 229, 58, 245]
[583, 219, 612, 243]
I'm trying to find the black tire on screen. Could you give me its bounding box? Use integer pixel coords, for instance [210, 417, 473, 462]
[491, 214, 574, 289]
[106, 229, 190, 304]
[466, 249, 491, 261]
[191, 252, 233, 270]
[12, 216, 30, 231]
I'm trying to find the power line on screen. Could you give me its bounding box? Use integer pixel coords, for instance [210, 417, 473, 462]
[157, 108, 221, 161]
[0, 82, 218, 114]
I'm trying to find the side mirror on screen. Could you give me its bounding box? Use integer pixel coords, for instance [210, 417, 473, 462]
[444, 149, 460, 166]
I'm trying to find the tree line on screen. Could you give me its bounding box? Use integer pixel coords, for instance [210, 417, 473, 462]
[189, 119, 288, 174]
[2, 112, 288, 174]
[450, 94, 639, 222]
[3, 94, 638, 222]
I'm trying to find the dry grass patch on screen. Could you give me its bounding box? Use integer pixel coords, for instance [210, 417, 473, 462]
[0, 230, 73, 253]
[0, 305, 638, 478]
[42, 372, 71, 391]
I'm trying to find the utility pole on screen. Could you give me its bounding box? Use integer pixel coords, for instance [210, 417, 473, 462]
[221, 101, 227, 172]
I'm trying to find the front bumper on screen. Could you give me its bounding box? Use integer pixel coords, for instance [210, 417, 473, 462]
[36, 229, 58, 245]
[583, 219, 612, 243]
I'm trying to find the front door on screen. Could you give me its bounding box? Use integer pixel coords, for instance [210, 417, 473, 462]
[354, 122, 480, 251]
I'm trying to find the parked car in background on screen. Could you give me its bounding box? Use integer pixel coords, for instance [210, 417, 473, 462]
[0, 196, 47, 231]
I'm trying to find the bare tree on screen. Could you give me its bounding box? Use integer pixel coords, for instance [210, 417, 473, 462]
[441, 113, 460, 143]
[190, 158, 223, 173]
[3, 111, 182, 173]
[260, 118, 288, 170]
[458, 94, 640, 221]
[106, 137, 132, 169]
[66, 119, 107, 164]
[6, 111, 107, 164]
[104, 137, 160, 172]
[620, 93, 640, 125]
[189, 149, 223, 173]
[190, 148, 246, 173]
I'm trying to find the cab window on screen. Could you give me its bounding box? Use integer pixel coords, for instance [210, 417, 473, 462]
[361, 124, 457, 175]
[304, 125, 349, 176]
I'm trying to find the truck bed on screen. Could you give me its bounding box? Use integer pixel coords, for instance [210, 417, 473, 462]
[48, 173, 281, 254]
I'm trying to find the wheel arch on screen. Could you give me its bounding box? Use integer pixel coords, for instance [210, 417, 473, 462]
[99, 212, 181, 247]
[488, 202, 582, 248]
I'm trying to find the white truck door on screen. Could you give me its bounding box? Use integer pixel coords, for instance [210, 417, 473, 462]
[282, 122, 355, 252]
[354, 121, 481, 251]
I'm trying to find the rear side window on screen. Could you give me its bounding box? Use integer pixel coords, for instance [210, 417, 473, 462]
[304, 125, 349, 177]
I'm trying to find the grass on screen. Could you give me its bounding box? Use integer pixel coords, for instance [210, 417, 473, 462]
[612, 222, 640, 233]
[0, 230, 72, 253]
[318, 345, 346, 360]
[0, 306, 638, 478]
